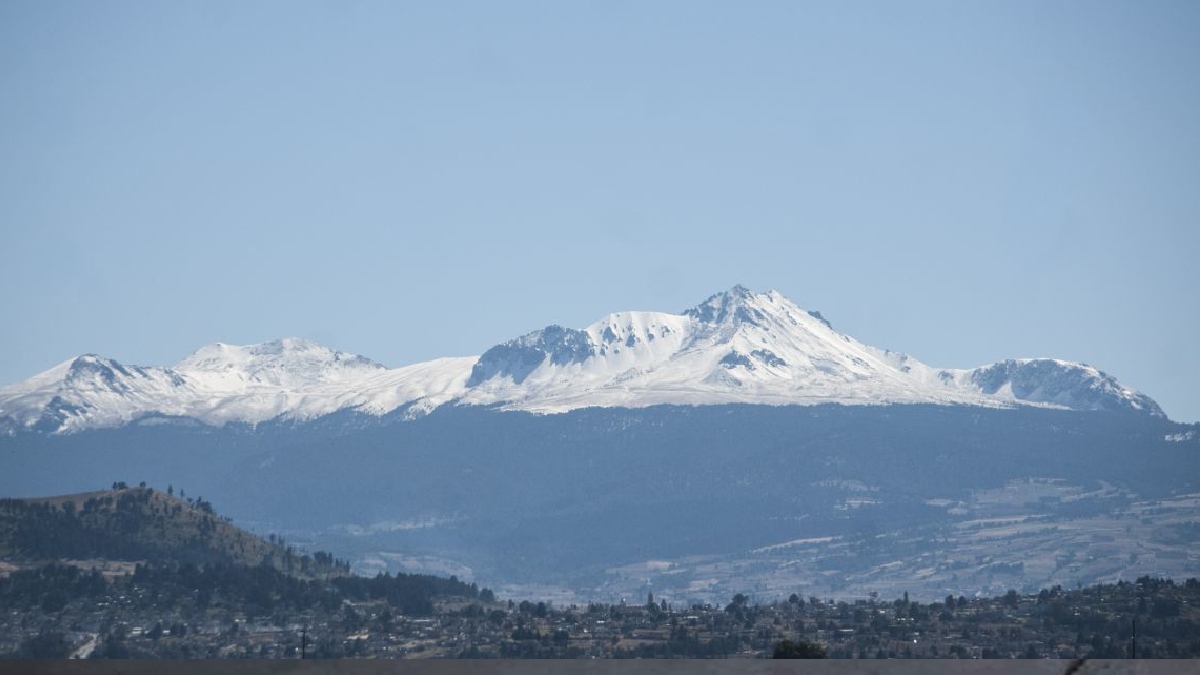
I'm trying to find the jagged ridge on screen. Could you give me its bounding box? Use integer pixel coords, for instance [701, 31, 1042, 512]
[0, 287, 1165, 434]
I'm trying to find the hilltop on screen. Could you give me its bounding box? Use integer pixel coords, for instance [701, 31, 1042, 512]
[0, 487, 495, 659]
[0, 485, 347, 577]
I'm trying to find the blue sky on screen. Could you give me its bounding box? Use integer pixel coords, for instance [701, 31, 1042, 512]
[2, 1, 1198, 421]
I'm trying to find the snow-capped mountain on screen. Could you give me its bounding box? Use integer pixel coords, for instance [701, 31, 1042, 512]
[0, 287, 1163, 434]
[0, 338, 393, 433]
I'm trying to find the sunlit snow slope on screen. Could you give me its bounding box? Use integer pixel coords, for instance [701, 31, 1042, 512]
[0, 287, 1163, 434]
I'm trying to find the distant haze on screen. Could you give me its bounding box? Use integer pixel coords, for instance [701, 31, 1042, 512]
[1, 2, 1197, 421]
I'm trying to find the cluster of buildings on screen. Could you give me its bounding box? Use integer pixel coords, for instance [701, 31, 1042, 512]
[4, 576, 1197, 659]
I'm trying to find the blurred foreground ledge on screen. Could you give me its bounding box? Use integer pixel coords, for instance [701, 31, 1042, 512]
[0, 658, 1196, 675]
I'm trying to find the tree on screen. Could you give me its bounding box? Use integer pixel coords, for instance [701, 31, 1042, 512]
[1004, 589, 1020, 609]
[773, 639, 827, 659]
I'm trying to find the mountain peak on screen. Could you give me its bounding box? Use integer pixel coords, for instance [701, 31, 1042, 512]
[970, 358, 1165, 417]
[684, 285, 779, 326]
[179, 338, 380, 366]
[65, 354, 112, 378]
[186, 337, 333, 361]
[175, 339, 384, 388]
[0, 288, 1168, 434]
[252, 337, 328, 355]
[62, 354, 163, 391]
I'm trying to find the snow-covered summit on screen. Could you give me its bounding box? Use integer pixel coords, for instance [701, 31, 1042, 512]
[0, 338, 393, 434]
[968, 358, 1161, 416]
[176, 337, 385, 388]
[453, 286, 1162, 417]
[0, 287, 1165, 434]
[455, 286, 1046, 413]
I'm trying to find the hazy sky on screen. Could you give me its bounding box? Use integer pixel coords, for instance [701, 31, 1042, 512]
[2, 2, 1198, 421]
